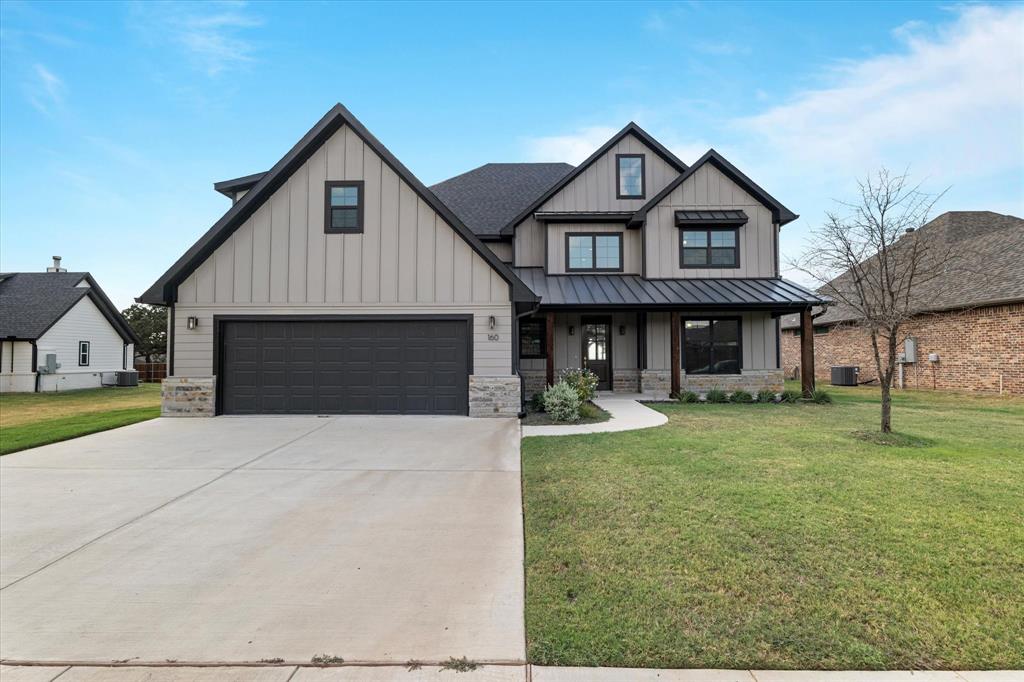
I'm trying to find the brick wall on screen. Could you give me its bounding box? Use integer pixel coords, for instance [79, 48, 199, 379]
[781, 303, 1023, 395]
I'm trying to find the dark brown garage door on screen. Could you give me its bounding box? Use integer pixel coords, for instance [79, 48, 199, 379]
[218, 318, 470, 415]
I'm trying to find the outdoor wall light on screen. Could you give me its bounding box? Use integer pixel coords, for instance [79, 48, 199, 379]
[488, 315, 496, 330]
[568, 325, 575, 336]
[619, 325, 626, 336]
[186, 316, 199, 330]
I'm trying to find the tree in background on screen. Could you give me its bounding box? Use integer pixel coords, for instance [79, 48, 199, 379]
[122, 303, 166, 363]
[792, 169, 955, 434]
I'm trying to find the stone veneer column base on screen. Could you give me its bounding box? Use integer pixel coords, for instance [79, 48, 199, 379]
[520, 370, 548, 400]
[469, 375, 522, 417]
[613, 368, 641, 392]
[682, 369, 784, 394]
[640, 370, 671, 398]
[161, 377, 216, 417]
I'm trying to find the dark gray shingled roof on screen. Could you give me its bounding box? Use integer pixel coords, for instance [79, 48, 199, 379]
[514, 268, 826, 309]
[0, 272, 139, 343]
[429, 163, 574, 237]
[780, 211, 1024, 329]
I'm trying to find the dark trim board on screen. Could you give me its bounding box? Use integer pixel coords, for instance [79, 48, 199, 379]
[211, 314, 475, 416]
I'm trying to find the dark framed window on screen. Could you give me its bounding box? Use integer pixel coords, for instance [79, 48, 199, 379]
[566, 232, 623, 272]
[78, 341, 90, 367]
[682, 318, 741, 375]
[681, 227, 739, 268]
[520, 317, 547, 359]
[616, 154, 645, 199]
[324, 180, 364, 233]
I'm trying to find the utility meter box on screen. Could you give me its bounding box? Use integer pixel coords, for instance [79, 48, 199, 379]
[39, 353, 60, 374]
[903, 337, 917, 364]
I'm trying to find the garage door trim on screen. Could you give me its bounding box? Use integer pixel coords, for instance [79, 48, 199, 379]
[211, 314, 474, 416]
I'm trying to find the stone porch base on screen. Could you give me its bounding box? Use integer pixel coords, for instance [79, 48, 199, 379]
[682, 369, 784, 394]
[161, 376, 216, 417]
[468, 375, 521, 417]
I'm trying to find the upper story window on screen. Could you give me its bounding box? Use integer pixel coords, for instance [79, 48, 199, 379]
[78, 341, 90, 367]
[681, 228, 739, 268]
[616, 154, 645, 199]
[566, 233, 623, 272]
[324, 180, 364, 233]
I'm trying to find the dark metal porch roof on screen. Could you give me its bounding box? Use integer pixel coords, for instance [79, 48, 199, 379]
[675, 209, 748, 225]
[513, 268, 828, 309]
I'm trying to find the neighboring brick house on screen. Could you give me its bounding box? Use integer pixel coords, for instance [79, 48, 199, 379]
[781, 211, 1024, 395]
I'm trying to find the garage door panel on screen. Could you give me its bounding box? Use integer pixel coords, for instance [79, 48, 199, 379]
[220, 319, 469, 415]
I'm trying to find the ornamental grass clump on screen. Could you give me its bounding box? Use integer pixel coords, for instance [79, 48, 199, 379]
[779, 389, 802, 403]
[558, 368, 599, 402]
[704, 388, 729, 403]
[730, 389, 754, 403]
[542, 381, 582, 422]
[677, 391, 699, 403]
[756, 389, 776, 403]
[811, 388, 834, 404]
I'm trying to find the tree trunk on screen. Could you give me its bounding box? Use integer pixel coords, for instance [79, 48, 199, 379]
[880, 380, 892, 433]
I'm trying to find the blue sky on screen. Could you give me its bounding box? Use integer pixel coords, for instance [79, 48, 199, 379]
[2, 1, 1022, 308]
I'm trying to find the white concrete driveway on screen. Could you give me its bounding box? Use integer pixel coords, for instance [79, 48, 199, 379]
[0, 416, 525, 665]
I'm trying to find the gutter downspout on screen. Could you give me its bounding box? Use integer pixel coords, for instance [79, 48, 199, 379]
[513, 300, 542, 418]
[31, 341, 39, 393]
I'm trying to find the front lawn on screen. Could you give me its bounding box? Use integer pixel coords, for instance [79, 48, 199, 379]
[0, 383, 162, 455]
[522, 385, 1024, 670]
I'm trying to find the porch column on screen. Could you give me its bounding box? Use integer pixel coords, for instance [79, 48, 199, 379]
[670, 311, 681, 396]
[800, 307, 815, 398]
[545, 311, 555, 387]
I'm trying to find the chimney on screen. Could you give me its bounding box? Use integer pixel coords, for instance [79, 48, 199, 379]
[46, 256, 66, 273]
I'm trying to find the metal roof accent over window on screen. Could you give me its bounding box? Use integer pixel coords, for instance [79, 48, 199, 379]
[674, 210, 749, 226]
[513, 267, 828, 309]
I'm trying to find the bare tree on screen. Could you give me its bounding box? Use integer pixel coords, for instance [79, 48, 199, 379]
[792, 169, 953, 433]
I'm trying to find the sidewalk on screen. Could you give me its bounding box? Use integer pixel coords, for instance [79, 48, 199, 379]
[521, 393, 668, 437]
[2, 664, 1016, 681]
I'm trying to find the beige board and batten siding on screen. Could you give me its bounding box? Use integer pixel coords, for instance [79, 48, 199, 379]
[514, 133, 679, 268]
[483, 240, 513, 264]
[546, 223, 641, 275]
[645, 311, 778, 370]
[644, 163, 778, 278]
[173, 123, 513, 377]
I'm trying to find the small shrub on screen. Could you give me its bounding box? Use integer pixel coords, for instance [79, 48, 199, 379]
[730, 389, 754, 403]
[677, 391, 700, 403]
[558, 367, 600, 402]
[810, 388, 833, 404]
[543, 381, 582, 422]
[779, 389, 802, 403]
[756, 389, 776, 403]
[705, 388, 729, 403]
[529, 392, 545, 412]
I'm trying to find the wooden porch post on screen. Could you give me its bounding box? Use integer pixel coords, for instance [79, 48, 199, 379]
[545, 311, 555, 387]
[800, 307, 815, 398]
[670, 311, 681, 396]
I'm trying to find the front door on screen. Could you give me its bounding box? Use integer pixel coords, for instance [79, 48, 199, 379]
[582, 317, 612, 390]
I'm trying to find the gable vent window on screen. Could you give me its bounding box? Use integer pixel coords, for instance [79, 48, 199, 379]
[78, 341, 90, 367]
[681, 228, 739, 268]
[324, 180, 364, 233]
[616, 154, 645, 199]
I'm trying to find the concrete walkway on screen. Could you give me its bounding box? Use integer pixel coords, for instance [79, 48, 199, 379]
[0, 664, 1016, 681]
[522, 393, 668, 437]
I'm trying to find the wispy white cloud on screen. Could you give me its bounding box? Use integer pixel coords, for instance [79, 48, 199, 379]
[735, 4, 1024, 181]
[26, 63, 64, 115]
[130, 1, 263, 77]
[521, 125, 620, 164]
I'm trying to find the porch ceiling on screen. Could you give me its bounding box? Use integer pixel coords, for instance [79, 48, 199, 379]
[513, 267, 828, 310]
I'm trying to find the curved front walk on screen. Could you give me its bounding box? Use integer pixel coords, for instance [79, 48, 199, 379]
[522, 393, 668, 437]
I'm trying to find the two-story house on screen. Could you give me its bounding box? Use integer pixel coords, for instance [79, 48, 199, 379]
[140, 104, 824, 417]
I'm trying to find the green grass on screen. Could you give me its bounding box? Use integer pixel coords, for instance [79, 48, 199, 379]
[0, 384, 161, 455]
[523, 385, 1024, 670]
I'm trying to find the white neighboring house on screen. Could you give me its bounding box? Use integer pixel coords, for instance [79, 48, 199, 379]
[0, 258, 139, 393]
